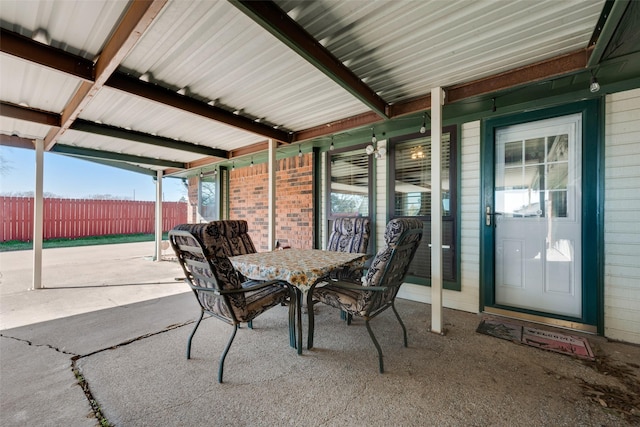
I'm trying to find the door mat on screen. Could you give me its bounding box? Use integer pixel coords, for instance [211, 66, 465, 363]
[476, 318, 595, 360]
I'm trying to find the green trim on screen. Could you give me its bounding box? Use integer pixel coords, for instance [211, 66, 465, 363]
[52, 144, 185, 169]
[480, 99, 602, 327]
[216, 167, 224, 221]
[72, 156, 160, 177]
[72, 119, 228, 158]
[454, 123, 462, 291]
[587, 0, 628, 67]
[596, 98, 607, 336]
[222, 166, 229, 220]
[313, 147, 321, 249]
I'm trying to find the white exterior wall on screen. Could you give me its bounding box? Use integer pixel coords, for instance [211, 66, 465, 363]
[374, 140, 389, 246]
[397, 122, 481, 313]
[604, 88, 640, 344]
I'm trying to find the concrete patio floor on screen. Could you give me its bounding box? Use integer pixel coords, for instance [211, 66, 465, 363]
[1, 243, 639, 426]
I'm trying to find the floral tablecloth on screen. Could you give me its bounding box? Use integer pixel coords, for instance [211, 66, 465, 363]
[230, 249, 367, 292]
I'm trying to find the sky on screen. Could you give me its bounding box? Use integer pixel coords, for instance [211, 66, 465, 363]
[0, 146, 187, 202]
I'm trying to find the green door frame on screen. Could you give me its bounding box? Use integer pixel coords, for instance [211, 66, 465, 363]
[480, 99, 603, 331]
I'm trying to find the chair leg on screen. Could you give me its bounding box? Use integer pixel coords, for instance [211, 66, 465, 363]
[187, 310, 204, 359]
[340, 310, 353, 324]
[287, 288, 297, 350]
[306, 289, 315, 350]
[296, 289, 302, 355]
[365, 319, 384, 374]
[391, 302, 408, 347]
[218, 324, 238, 383]
[247, 320, 253, 329]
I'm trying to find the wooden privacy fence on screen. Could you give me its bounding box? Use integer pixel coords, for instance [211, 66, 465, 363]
[1, 197, 187, 242]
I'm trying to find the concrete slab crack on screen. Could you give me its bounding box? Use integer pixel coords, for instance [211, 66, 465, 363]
[70, 320, 195, 427]
[0, 333, 77, 356]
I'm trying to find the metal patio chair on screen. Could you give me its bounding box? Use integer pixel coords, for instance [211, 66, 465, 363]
[308, 217, 424, 373]
[169, 228, 294, 383]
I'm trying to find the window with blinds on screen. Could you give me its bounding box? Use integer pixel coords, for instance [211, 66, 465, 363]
[389, 126, 458, 286]
[327, 145, 372, 218]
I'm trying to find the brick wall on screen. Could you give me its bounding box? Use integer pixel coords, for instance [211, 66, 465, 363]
[229, 153, 314, 251]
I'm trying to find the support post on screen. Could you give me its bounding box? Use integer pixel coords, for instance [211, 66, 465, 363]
[154, 170, 162, 261]
[430, 87, 445, 334]
[32, 139, 44, 290]
[268, 139, 277, 250]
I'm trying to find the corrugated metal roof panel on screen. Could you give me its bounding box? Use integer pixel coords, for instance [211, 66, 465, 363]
[119, 0, 369, 132]
[0, 0, 130, 59]
[60, 128, 202, 165]
[276, 0, 605, 102]
[0, 54, 82, 112]
[79, 87, 265, 151]
[0, 116, 51, 140]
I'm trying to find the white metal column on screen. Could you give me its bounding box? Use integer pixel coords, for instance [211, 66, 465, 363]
[430, 87, 445, 334]
[32, 139, 44, 290]
[154, 170, 162, 262]
[268, 139, 277, 250]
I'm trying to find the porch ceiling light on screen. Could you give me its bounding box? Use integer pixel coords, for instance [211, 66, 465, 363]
[366, 128, 385, 159]
[590, 74, 600, 93]
[330, 136, 335, 151]
[420, 112, 429, 134]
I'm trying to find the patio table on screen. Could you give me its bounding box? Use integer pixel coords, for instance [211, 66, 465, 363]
[230, 249, 367, 354]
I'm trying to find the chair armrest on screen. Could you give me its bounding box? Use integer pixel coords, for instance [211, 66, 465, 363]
[189, 280, 286, 295]
[221, 279, 288, 295]
[324, 280, 388, 293]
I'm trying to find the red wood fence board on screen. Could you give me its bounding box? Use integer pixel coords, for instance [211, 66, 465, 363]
[0, 197, 187, 242]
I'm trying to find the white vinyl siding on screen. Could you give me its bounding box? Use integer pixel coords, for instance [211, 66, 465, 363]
[375, 140, 388, 246]
[457, 121, 482, 312]
[604, 88, 640, 344]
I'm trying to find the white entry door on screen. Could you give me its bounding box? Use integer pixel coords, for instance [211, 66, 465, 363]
[494, 114, 582, 317]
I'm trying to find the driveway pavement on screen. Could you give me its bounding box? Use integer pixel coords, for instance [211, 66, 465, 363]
[0, 242, 186, 330]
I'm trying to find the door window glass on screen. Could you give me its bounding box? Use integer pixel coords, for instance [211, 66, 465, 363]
[497, 133, 571, 218]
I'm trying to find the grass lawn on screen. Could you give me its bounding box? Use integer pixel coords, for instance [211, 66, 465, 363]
[0, 233, 170, 252]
